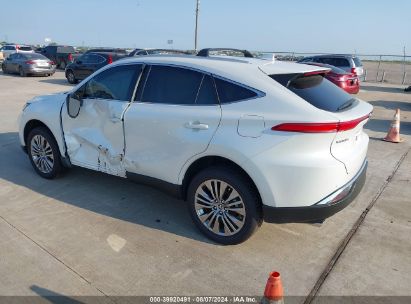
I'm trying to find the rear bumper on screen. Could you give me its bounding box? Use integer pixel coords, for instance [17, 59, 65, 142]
[25, 67, 56, 75]
[263, 159, 367, 223]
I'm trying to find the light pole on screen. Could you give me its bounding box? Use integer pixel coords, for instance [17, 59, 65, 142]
[194, 0, 200, 52]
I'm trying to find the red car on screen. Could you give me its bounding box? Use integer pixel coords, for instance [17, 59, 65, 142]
[303, 62, 360, 94]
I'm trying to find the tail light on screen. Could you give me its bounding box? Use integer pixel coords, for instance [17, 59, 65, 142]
[271, 114, 371, 133]
[49, 61, 55, 65]
[16, 45, 20, 50]
[351, 67, 357, 75]
[25, 60, 35, 65]
[68, 53, 73, 62]
[107, 55, 113, 64]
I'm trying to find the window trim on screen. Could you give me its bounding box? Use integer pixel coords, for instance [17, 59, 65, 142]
[76, 63, 142, 102]
[212, 74, 265, 104]
[133, 63, 264, 106]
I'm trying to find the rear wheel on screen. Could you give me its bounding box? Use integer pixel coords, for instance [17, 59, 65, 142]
[187, 167, 261, 245]
[66, 70, 77, 84]
[27, 127, 63, 179]
[19, 66, 26, 77]
[59, 61, 66, 69]
[1, 64, 7, 73]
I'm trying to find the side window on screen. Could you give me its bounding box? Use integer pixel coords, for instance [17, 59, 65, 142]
[79, 54, 91, 64]
[88, 54, 105, 64]
[214, 77, 257, 103]
[140, 65, 203, 105]
[196, 75, 219, 105]
[83, 65, 140, 101]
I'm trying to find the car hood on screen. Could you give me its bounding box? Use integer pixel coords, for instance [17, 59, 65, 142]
[28, 92, 68, 106]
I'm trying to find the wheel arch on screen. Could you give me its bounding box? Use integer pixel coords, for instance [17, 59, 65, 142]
[181, 155, 262, 205]
[24, 119, 56, 147]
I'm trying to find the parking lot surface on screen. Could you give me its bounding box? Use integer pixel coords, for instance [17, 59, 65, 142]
[0, 71, 410, 302]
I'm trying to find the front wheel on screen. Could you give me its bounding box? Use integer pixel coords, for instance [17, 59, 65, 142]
[27, 127, 63, 179]
[187, 167, 262, 245]
[66, 70, 77, 84]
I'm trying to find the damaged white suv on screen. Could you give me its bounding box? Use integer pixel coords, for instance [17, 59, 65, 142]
[19, 55, 372, 244]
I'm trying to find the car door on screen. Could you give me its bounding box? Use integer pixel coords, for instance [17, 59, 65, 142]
[123, 64, 222, 185]
[7, 53, 19, 72]
[61, 64, 141, 177]
[74, 54, 91, 79]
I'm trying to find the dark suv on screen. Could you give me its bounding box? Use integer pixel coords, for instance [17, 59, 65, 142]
[65, 52, 122, 84]
[298, 54, 364, 81]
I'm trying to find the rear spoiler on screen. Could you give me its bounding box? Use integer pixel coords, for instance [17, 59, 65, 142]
[197, 48, 254, 58]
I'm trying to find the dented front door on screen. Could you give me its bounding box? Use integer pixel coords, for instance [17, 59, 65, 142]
[61, 64, 141, 177]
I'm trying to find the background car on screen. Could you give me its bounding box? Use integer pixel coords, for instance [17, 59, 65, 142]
[298, 54, 365, 81]
[65, 52, 121, 84]
[37, 45, 79, 69]
[300, 62, 360, 94]
[128, 48, 191, 56]
[1, 52, 56, 77]
[0, 44, 34, 59]
[85, 48, 128, 55]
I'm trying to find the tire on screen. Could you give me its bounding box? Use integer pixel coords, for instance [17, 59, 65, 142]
[27, 127, 64, 179]
[1, 64, 7, 73]
[59, 61, 66, 69]
[19, 66, 26, 77]
[187, 166, 262, 245]
[66, 70, 77, 84]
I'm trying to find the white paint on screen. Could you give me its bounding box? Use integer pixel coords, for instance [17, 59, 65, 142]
[107, 234, 127, 252]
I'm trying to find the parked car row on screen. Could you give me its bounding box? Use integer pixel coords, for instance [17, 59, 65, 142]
[0, 42, 364, 94]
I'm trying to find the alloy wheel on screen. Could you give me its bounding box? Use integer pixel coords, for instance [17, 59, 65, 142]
[194, 179, 246, 236]
[30, 135, 54, 174]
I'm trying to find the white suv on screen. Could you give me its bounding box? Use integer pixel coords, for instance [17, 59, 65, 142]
[18, 55, 372, 244]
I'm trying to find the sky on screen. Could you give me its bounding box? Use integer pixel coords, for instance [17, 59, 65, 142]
[0, 0, 410, 55]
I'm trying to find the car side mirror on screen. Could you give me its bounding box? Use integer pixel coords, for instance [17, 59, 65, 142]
[67, 94, 82, 118]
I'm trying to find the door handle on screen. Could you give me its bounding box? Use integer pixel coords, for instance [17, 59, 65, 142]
[184, 121, 209, 130]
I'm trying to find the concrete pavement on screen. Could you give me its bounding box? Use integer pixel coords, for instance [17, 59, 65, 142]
[0, 71, 410, 302]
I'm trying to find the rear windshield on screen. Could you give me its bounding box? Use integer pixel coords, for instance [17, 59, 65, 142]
[353, 57, 362, 67]
[270, 73, 355, 112]
[56, 46, 75, 53]
[19, 46, 32, 51]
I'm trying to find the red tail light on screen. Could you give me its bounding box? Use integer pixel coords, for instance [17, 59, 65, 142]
[107, 55, 113, 64]
[49, 61, 55, 65]
[303, 70, 330, 76]
[25, 60, 35, 65]
[271, 114, 371, 133]
[351, 67, 357, 75]
[68, 53, 73, 61]
[16, 45, 20, 50]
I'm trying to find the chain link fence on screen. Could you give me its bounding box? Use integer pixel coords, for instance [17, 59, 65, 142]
[254, 51, 411, 85]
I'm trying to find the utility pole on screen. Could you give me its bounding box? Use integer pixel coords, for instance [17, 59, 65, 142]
[194, 0, 200, 52]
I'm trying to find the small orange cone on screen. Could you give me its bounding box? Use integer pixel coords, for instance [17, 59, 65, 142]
[383, 109, 404, 143]
[262, 271, 284, 304]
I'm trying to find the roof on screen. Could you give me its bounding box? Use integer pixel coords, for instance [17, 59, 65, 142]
[112, 55, 326, 92]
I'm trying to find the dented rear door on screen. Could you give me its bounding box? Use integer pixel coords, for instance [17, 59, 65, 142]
[62, 64, 141, 177]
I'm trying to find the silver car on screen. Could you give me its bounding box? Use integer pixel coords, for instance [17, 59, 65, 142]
[1, 53, 56, 77]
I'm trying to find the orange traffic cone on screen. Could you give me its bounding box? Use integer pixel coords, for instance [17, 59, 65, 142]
[262, 271, 284, 304]
[383, 109, 403, 143]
